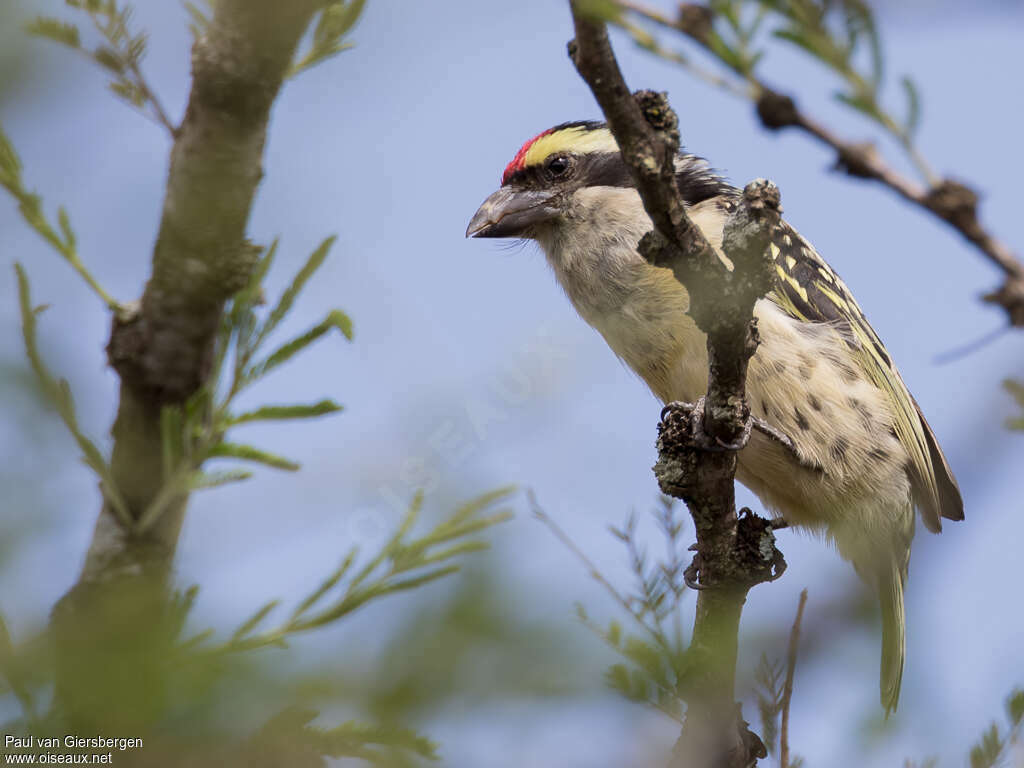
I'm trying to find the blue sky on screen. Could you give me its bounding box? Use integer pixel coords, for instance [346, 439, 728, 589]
[1, 1, 1022, 766]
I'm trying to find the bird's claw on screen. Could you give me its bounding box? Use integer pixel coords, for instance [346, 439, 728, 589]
[661, 396, 754, 452]
[684, 551, 707, 590]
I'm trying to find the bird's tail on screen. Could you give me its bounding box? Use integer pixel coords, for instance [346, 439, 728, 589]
[878, 562, 907, 716]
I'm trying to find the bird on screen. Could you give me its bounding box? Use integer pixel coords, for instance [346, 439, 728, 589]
[466, 121, 963, 714]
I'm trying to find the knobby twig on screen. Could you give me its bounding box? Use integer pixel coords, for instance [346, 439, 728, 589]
[568, 3, 785, 766]
[616, 0, 1024, 327]
[779, 589, 807, 768]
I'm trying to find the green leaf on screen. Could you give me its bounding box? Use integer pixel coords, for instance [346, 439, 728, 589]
[190, 469, 253, 490]
[234, 238, 277, 315]
[209, 442, 300, 471]
[290, 549, 358, 621]
[969, 723, 1003, 768]
[572, 0, 623, 23]
[901, 76, 922, 139]
[184, 1, 212, 40]
[109, 79, 146, 107]
[260, 235, 337, 342]
[1007, 688, 1024, 727]
[607, 620, 622, 647]
[231, 600, 280, 641]
[1005, 379, 1024, 404]
[25, 17, 81, 48]
[228, 399, 343, 425]
[15, 264, 131, 526]
[56, 207, 76, 250]
[249, 309, 353, 380]
[93, 46, 125, 74]
[317, 721, 438, 761]
[834, 90, 883, 124]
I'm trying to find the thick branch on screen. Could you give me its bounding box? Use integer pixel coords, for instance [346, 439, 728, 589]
[569, 4, 782, 767]
[52, 0, 319, 729]
[619, 0, 1024, 327]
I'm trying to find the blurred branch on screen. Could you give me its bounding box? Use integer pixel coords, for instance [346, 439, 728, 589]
[612, 0, 1024, 327]
[568, 4, 784, 766]
[779, 589, 807, 768]
[41, 0, 325, 731]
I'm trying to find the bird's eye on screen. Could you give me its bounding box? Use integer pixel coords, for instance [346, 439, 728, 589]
[546, 155, 570, 176]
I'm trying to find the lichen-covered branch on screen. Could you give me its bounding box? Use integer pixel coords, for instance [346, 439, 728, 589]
[568, 3, 784, 766]
[615, 0, 1024, 327]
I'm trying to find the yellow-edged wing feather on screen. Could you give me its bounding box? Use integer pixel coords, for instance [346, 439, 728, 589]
[766, 224, 963, 531]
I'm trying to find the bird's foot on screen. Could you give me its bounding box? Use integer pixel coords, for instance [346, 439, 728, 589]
[683, 550, 707, 590]
[660, 396, 753, 452]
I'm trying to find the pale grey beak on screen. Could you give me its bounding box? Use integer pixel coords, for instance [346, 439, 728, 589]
[466, 187, 559, 238]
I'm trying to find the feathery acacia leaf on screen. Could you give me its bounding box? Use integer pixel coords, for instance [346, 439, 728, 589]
[208, 442, 300, 471]
[25, 17, 81, 48]
[228, 400, 343, 425]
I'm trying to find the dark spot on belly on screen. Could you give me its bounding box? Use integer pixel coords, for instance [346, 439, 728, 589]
[794, 407, 810, 431]
[868, 447, 889, 462]
[848, 397, 872, 429]
[808, 394, 822, 412]
[830, 437, 850, 464]
[771, 360, 787, 375]
[835, 360, 860, 383]
[798, 353, 816, 380]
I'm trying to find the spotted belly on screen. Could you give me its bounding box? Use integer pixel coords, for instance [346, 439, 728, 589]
[653, 298, 914, 538]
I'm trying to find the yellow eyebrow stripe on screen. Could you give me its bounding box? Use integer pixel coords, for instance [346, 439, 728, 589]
[523, 127, 618, 167]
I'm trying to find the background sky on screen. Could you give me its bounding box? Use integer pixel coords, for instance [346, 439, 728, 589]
[1, 1, 1022, 766]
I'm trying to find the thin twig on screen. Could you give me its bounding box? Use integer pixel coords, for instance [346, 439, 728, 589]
[616, 0, 1024, 326]
[779, 588, 808, 768]
[83, 10, 179, 138]
[127, 57, 179, 137]
[529, 491, 647, 630]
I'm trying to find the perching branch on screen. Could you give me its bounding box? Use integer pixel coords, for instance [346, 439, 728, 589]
[614, 0, 1024, 327]
[568, 4, 784, 766]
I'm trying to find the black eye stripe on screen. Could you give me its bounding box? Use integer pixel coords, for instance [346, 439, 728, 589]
[501, 151, 732, 205]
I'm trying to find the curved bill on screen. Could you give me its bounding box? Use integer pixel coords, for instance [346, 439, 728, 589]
[466, 186, 559, 239]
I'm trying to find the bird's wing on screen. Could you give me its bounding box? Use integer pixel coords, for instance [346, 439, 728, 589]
[765, 222, 963, 531]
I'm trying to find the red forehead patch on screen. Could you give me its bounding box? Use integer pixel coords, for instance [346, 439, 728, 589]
[502, 129, 553, 185]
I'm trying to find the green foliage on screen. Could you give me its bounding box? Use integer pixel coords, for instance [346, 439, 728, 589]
[289, 0, 367, 78]
[613, 0, 936, 183]
[27, 0, 175, 133]
[0, 128, 120, 311]
[1005, 379, 1024, 430]
[0, 489, 512, 763]
[183, 0, 213, 41]
[970, 723, 1004, 768]
[965, 687, 1024, 768]
[137, 236, 354, 533]
[538, 496, 692, 723]
[14, 265, 131, 526]
[755, 653, 784, 757]
[209, 487, 514, 654]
